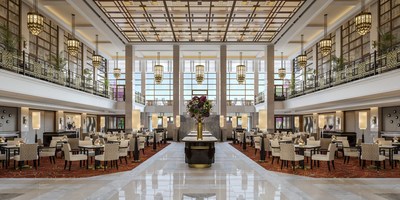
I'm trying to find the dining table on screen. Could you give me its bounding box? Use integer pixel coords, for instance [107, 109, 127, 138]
[78, 145, 104, 169]
[294, 144, 321, 169]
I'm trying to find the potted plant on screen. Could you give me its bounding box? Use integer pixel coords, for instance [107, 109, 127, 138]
[83, 68, 92, 86]
[49, 52, 67, 79]
[331, 56, 346, 81]
[373, 30, 396, 54]
[0, 24, 21, 69]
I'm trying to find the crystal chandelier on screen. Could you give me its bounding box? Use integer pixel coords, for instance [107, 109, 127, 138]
[319, 14, 332, 56]
[236, 52, 246, 84]
[154, 52, 163, 84]
[195, 52, 205, 84]
[355, 0, 372, 35]
[297, 34, 307, 68]
[92, 34, 102, 68]
[27, 0, 44, 36]
[278, 52, 286, 79]
[113, 52, 121, 79]
[67, 14, 80, 56]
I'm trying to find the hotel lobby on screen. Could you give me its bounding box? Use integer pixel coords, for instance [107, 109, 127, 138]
[0, 0, 400, 199]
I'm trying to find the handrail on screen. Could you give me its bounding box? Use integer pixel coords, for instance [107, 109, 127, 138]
[0, 47, 112, 99]
[288, 47, 400, 98]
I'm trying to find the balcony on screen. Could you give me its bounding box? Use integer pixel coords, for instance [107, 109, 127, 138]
[0, 48, 111, 99]
[109, 84, 145, 105]
[289, 48, 400, 98]
[255, 85, 288, 105]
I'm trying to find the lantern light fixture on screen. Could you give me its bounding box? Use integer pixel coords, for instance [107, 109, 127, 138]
[195, 52, 205, 85]
[113, 52, 121, 79]
[27, 0, 44, 36]
[319, 14, 332, 56]
[278, 52, 286, 79]
[236, 52, 246, 84]
[67, 14, 80, 56]
[92, 34, 102, 68]
[154, 52, 163, 84]
[355, 0, 372, 35]
[297, 34, 307, 68]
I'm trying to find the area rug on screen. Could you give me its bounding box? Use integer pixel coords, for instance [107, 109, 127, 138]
[0, 143, 169, 178]
[230, 143, 400, 178]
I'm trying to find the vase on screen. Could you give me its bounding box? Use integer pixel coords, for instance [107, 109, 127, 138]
[197, 121, 203, 140]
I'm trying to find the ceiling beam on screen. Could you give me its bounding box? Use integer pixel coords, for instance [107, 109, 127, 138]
[163, 0, 177, 42]
[223, 0, 237, 42]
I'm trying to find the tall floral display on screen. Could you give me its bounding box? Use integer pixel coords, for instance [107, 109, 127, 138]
[186, 95, 212, 140]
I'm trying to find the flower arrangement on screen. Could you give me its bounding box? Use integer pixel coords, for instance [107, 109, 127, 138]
[186, 95, 212, 122]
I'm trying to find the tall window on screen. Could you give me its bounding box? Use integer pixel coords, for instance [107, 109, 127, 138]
[64, 32, 82, 75]
[227, 60, 254, 103]
[342, 18, 370, 62]
[29, 18, 58, 60]
[146, 60, 173, 101]
[0, 0, 20, 50]
[379, 0, 400, 46]
[317, 33, 336, 75]
[183, 60, 216, 102]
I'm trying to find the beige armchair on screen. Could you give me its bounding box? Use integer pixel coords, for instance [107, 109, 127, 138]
[14, 143, 38, 170]
[312, 143, 337, 171]
[279, 143, 304, 170]
[62, 143, 87, 170]
[95, 143, 120, 170]
[361, 143, 385, 170]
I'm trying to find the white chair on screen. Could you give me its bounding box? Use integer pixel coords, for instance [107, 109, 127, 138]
[361, 143, 385, 169]
[279, 143, 304, 170]
[95, 143, 120, 170]
[39, 140, 57, 165]
[62, 143, 87, 170]
[139, 136, 145, 154]
[14, 143, 38, 170]
[119, 140, 129, 164]
[312, 143, 337, 171]
[270, 140, 280, 164]
[304, 140, 320, 161]
[84, 136, 92, 141]
[79, 140, 95, 161]
[342, 140, 359, 164]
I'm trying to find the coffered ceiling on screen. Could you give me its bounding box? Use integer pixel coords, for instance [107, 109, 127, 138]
[92, 0, 306, 42]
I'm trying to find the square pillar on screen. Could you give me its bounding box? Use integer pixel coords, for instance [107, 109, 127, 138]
[220, 45, 227, 117]
[264, 45, 274, 133]
[125, 45, 135, 133]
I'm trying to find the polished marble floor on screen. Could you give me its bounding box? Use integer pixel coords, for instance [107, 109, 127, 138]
[0, 142, 399, 200]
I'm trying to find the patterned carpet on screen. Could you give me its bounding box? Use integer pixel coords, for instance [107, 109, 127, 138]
[230, 143, 400, 178]
[0, 143, 169, 178]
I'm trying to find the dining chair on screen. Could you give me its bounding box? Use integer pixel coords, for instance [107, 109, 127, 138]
[279, 143, 304, 170]
[119, 140, 129, 164]
[254, 136, 261, 155]
[39, 140, 57, 165]
[361, 143, 385, 170]
[342, 140, 359, 164]
[95, 143, 120, 170]
[139, 136, 145, 154]
[304, 140, 320, 162]
[312, 143, 337, 171]
[14, 143, 38, 170]
[62, 143, 87, 170]
[319, 138, 331, 154]
[271, 139, 280, 164]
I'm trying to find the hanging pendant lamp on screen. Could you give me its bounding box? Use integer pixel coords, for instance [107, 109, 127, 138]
[278, 52, 286, 79]
[195, 52, 205, 84]
[154, 52, 163, 84]
[297, 34, 307, 68]
[319, 14, 332, 56]
[236, 52, 246, 84]
[355, 0, 372, 35]
[67, 14, 80, 56]
[92, 34, 102, 68]
[27, 0, 44, 36]
[113, 52, 121, 79]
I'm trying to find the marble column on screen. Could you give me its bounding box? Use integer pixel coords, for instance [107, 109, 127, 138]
[125, 45, 135, 133]
[220, 45, 227, 117]
[264, 45, 274, 133]
[173, 45, 180, 120]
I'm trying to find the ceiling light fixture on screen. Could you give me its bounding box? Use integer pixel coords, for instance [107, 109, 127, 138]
[278, 52, 286, 79]
[195, 52, 205, 85]
[236, 52, 246, 84]
[27, 0, 44, 36]
[154, 52, 163, 84]
[297, 34, 307, 68]
[92, 34, 102, 68]
[67, 14, 80, 56]
[319, 14, 332, 56]
[355, 0, 372, 35]
[113, 52, 121, 79]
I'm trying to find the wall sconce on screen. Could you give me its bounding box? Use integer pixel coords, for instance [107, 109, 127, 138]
[175, 115, 180, 128]
[242, 114, 248, 129]
[220, 115, 225, 128]
[232, 116, 237, 128]
[152, 114, 158, 129]
[32, 112, 40, 143]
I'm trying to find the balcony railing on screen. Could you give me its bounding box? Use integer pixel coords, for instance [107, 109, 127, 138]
[109, 84, 145, 104]
[0, 48, 112, 99]
[289, 47, 400, 98]
[255, 85, 288, 105]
